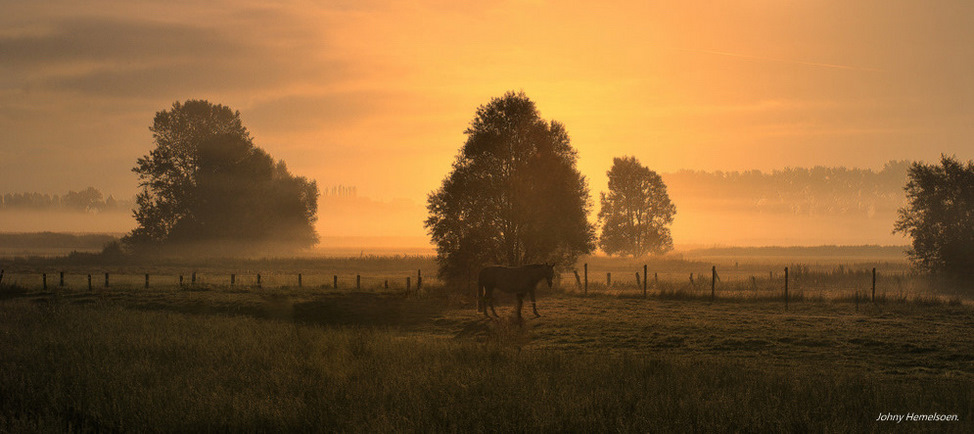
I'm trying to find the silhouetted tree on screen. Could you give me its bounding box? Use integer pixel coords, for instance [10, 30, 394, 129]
[598, 156, 676, 256]
[124, 100, 318, 255]
[63, 187, 104, 212]
[426, 91, 595, 283]
[894, 155, 974, 282]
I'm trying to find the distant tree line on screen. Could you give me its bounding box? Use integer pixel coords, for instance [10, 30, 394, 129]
[663, 161, 911, 216]
[0, 232, 118, 249]
[322, 185, 358, 198]
[0, 187, 133, 213]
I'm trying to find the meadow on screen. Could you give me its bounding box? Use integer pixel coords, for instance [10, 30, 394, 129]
[0, 253, 972, 432]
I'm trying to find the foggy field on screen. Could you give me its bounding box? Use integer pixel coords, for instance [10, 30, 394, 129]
[0, 245, 932, 301]
[1, 271, 972, 432]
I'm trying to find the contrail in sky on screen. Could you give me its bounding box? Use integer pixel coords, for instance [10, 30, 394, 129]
[673, 48, 884, 72]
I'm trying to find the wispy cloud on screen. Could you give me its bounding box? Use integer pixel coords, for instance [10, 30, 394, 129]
[672, 48, 884, 73]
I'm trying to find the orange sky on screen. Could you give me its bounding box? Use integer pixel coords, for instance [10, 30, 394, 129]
[2, 1, 973, 245]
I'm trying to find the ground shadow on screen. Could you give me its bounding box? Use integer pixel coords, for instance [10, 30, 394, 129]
[291, 292, 447, 328]
[0, 286, 451, 330]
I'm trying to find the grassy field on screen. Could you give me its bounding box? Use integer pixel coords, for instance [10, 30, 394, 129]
[1, 274, 972, 432]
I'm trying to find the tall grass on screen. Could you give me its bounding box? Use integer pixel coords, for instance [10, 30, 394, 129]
[1, 301, 970, 432]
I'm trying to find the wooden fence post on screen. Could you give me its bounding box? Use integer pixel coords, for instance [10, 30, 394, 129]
[88, 274, 92, 291]
[43, 273, 47, 290]
[333, 275, 338, 289]
[711, 266, 716, 301]
[584, 263, 588, 295]
[145, 273, 149, 289]
[384, 280, 388, 289]
[257, 273, 262, 289]
[192, 272, 196, 285]
[635, 272, 641, 289]
[179, 275, 184, 287]
[643, 265, 648, 298]
[573, 270, 582, 289]
[0, 270, 3, 286]
[231, 274, 235, 287]
[417, 269, 422, 290]
[606, 272, 611, 287]
[105, 272, 109, 288]
[871, 268, 876, 303]
[356, 274, 361, 290]
[298, 273, 302, 288]
[59, 271, 64, 287]
[406, 277, 411, 293]
[784, 267, 789, 311]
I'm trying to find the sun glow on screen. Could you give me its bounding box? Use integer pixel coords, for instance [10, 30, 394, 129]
[1, 1, 972, 247]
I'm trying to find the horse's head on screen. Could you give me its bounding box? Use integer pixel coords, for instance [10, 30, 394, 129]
[542, 262, 555, 288]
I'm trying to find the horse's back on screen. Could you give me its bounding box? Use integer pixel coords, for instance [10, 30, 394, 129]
[479, 265, 539, 290]
[478, 265, 507, 287]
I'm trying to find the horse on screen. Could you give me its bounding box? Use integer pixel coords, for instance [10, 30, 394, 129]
[477, 263, 554, 319]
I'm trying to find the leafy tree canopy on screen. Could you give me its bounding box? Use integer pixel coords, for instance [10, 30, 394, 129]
[426, 91, 595, 282]
[894, 155, 974, 282]
[598, 156, 676, 256]
[124, 100, 318, 255]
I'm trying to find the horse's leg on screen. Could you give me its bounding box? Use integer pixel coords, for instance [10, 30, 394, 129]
[530, 288, 541, 318]
[483, 286, 494, 319]
[488, 287, 500, 318]
[515, 293, 524, 320]
[477, 283, 484, 313]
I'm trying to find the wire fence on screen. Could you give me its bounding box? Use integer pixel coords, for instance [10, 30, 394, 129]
[0, 270, 432, 292]
[0, 263, 938, 305]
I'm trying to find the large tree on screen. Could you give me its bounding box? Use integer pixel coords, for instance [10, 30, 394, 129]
[894, 155, 974, 281]
[598, 156, 676, 256]
[426, 91, 595, 282]
[124, 100, 318, 255]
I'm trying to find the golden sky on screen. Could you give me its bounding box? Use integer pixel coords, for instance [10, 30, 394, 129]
[2, 0, 973, 243]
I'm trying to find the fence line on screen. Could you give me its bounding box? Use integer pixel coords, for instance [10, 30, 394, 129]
[0, 270, 429, 292]
[0, 265, 921, 304]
